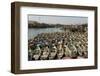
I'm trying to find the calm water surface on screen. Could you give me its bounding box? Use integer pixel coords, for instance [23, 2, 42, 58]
[28, 28, 63, 39]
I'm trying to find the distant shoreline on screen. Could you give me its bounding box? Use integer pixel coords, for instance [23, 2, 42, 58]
[28, 21, 87, 28]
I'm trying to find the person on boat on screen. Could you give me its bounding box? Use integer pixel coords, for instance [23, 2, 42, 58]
[32, 44, 41, 60]
[81, 44, 87, 58]
[49, 44, 57, 60]
[69, 43, 78, 59]
[40, 45, 50, 60]
[63, 44, 71, 57]
[56, 41, 64, 59]
[75, 44, 83, 57]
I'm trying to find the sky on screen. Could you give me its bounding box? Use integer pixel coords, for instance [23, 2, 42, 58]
[28, 15, 88, 25]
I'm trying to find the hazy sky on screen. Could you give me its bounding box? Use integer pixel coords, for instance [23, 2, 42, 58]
[28, 15, 88, 25]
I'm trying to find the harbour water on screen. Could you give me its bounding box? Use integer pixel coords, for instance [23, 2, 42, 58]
[28, 27, 62, 39]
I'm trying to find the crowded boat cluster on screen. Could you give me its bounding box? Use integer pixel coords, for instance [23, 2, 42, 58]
[28, 27, 88, 60]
